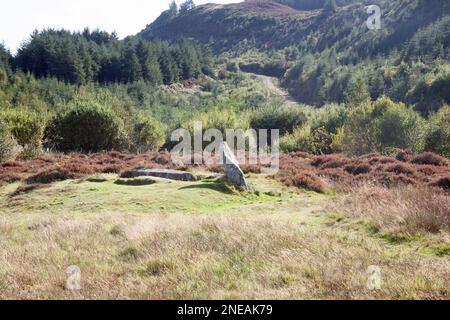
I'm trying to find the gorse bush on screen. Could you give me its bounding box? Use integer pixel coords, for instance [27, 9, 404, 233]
[47, 100, 126, 152]
[132, 115, 166, 153]
[0, 108, 46, 159]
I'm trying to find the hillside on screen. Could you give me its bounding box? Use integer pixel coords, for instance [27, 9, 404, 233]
[140, 0, 449, 54]
[139, 0, 450, 111]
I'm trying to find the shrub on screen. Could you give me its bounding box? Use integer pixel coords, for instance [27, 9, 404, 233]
[291, 172, 327, 193]
[0, 68, 7, 87]
[384, 163, 416, 176]
[432, 177, 450, 191]
[341, 102, 377, 155]
[47, 99, 127, 152]
[411, 152, 447, 166]
[1, 109, 45, 159]
[181, 108, 248, 144]
[226, 62, 239, 73]
[395, 149, 413, 162]
[250, 105, 307, 135]
[344, 74, 370, 107]
[0, 118, 20, 162]
[423, 106, 450, 157]
[310, 104, 348, 134]
[312, 154, 350, 169]
[344, 164, 371, 175]
[132, 115, 165, 153]
[373, 98, 425, 153]
[280, 125, 315, 153]
[330, 127, 345, 153]
[277, 166, 327, 193]
[26, 168, 81, 184]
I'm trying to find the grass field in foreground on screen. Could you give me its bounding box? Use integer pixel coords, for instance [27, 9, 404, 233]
[0, 173, 448, 299]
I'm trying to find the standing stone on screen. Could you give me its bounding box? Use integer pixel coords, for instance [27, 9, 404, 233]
[221, 142, 251, 190]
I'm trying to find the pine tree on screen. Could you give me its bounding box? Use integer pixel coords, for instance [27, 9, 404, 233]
[121, 44, 142, 82]
[169, 0, 178, 17]
[136, 40, 163, 85]
[158, 46, 179, 84]
[344, 75, 371, 107]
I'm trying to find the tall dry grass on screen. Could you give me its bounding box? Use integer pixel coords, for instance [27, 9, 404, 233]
[0, 212, 449, 299]
[331, 184, 450, 235]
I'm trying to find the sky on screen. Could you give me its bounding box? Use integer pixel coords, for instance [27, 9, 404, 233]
[0, 0, 242, 53]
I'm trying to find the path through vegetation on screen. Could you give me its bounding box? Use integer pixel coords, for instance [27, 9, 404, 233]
[250, 73, 299, 106]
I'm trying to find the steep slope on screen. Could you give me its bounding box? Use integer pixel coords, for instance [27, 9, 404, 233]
[139, 0, 450, 111]
[139, 0, 320, 52]
[139, 0, 449, 56]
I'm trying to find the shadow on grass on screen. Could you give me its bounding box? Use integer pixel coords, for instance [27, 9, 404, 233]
[114, 178, 156, 186]
[9, 184, 49, 198]
[178, 180, 235, 195]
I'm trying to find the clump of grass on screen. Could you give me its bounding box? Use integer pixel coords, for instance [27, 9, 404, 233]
[119, 245, 141, 261]
[431, 244, 450, 257]
[140, 259, 175, 277]
[86, 176, 109, 183]
[110, 225, 125, 237]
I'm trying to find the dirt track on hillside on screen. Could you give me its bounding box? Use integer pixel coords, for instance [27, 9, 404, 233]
[250, 73, 298, 106]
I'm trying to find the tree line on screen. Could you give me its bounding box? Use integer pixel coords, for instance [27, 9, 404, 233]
[10, 29, 212, 85]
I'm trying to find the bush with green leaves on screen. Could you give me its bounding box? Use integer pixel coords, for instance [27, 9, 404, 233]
[280, 125, 316, 154]
[280, 125, 336, 154]
[0, 68, 7, 87]
[47, 100, 127, 152]
[424, 106, 450, 157]
[310, 104, 348, 134]
[250, 105, 307, 135]
[341, 102, 377, 156]
[185, 108, 248, 133]
[341, 97, 426, 155]
[372, 97, 425, 153]
[0, 108, 46, 158]
[132, 115, 166, 153]
[0, 118, 20, 162]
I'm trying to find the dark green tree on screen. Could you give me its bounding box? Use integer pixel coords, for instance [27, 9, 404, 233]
[120, 43, 142, 83]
